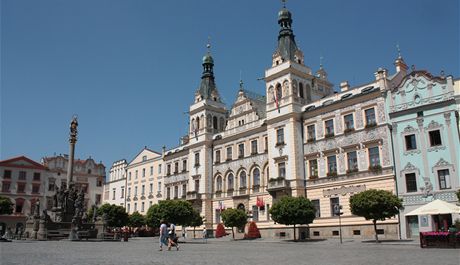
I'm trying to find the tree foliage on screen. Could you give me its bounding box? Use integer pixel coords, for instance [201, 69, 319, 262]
[269, 196, 316, 240]
[128, 211, 145, 227]
[96, 203, 129, 228]
[145, 200, 195, 227]
[349, 189, 403, 242]
[0, 196, 13, 215]
[221, 208, 247, 239]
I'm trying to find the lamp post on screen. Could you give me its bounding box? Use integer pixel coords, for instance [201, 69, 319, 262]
[334, 204, 343, 244]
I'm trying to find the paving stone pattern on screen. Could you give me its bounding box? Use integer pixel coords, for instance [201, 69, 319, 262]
[1, 237, 459, 265]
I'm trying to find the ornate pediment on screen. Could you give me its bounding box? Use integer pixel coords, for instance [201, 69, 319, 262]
[434, 158, 450, 168]
[425, 120, 442, 130]
[402, 125, 417, 134]
[402, 162, 417, 172]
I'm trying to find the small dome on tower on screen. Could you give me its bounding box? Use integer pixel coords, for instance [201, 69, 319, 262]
[202, 54, 214, 64]
[278, 8, 291, 21]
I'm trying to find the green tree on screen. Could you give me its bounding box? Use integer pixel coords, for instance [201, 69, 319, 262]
[221, 208, 247, 239]
[349, 189, 403, 243]
[0, 196, 13, 215]
[129, 211, 145, 228]
[145, 200, 195, 227]
[187, 209, 203, 238]
[96, 203, 129, 228]
[269, 196, 316, 241]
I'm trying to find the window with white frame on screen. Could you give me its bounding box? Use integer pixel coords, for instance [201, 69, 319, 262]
[325, 119, 334, 136]
[226, 147, 232, 161]
[227, 174, 234, 191]
[429, 130, 442, 146]
[239, 171, 247, 188]
[405, 134, 417, 150]
[437, 169, 450, 189]
[327, 155, 337, 174]
[216, 176, 222, 191]
[238, 143, 245, 158]
[309, 159, 318, 177]
[347, 151, 358, 171]
[276, 128, 285, 145]
[344, 114, 354, 131]
[251, 140, 258, 154]
[307, 124, 316, 141]
[405, 173, 417, 193]
[253, 168, 260, 187]
[278, 162, 286, 178]
[365, 108, 376, 126]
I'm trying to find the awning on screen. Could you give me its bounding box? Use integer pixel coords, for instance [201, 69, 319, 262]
[405, 199, 460, 216]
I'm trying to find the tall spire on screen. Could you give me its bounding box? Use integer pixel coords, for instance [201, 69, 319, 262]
[196, 39, 221, 102]
[275, 1, 299, 62]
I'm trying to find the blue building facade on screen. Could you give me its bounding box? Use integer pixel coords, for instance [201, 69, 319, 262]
[388, 63, 459, 239]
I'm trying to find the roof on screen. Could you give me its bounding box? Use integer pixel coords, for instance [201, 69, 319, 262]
[0, 156, 48, 170]
[241, 89, 266, 119]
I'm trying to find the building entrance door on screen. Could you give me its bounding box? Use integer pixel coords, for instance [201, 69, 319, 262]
[406, 215, 419, 238]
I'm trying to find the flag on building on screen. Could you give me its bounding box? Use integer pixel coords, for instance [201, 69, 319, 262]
[256, 196, 264, 208]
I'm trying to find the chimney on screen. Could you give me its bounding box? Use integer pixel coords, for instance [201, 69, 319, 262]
[340, 81, 350, 92]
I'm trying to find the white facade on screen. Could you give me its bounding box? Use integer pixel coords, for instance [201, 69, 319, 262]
[103, 159, 127, 207]
[42, 155, 105, 210]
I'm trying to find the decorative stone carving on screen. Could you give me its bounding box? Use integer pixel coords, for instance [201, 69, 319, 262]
[283, 80, 289, 96]
[425, 120, 441, 130]
[416, 117, 424, 128]
[402, 125, 417, 134]
[322, 184, 366, 197]
[434, 158, 450, 168]
[443, 112, 451, 125]
[419, 177, 433, 198]
[402, 162, 417, 172]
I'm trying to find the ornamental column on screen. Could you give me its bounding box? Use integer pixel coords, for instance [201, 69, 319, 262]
[66, 116, 78, 189]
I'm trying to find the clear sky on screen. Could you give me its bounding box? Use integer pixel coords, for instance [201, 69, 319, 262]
[1, 0, 459, 173]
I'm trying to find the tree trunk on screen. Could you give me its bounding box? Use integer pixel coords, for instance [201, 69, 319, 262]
[231, 227, 235, 240]
[373, 219, 379, 243]
[193, 226, 196, 239]
[293, 224, 296, 241]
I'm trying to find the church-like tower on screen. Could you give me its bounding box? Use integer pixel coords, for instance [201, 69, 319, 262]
[265, 4, 333, 198]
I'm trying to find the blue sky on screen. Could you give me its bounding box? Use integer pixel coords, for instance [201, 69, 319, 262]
[1, 0, 458, 173]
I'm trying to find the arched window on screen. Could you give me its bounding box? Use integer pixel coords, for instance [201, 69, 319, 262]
[239, 171, 247, 188]
[276, 83, 282, 99]
[219, 117, 225, 130]
[253, 168, 260, 187]
[207, 114, 212, 128]
[195, 117, 200, 130]
[227, 174, 234, 191]
[299, 82, 304, 99]
[216, 176, 222, 191]
[306, 84, 312, 101]
[213, 116, 218, 130]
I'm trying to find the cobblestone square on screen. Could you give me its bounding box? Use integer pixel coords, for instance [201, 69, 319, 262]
[1, 237, 459, 265]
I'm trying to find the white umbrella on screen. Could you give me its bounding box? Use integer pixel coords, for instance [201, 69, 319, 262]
[405, 199, 460, 216]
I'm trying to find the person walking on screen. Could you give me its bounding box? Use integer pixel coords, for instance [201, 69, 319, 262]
[202, 227, 207, 243]
[159, 220, 168, 251]
[167, 223, 179, 251]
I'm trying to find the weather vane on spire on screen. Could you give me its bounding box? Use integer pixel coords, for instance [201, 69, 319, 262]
[396, 43, 402, 59]
[207, 36, 211, 53]
[282, 0, 287, 8]
[320, 55, 324, 68]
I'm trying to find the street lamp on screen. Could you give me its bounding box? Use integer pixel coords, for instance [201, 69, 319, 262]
[334, 204, 343, 244]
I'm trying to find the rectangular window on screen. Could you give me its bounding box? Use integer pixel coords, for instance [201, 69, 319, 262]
[195, 152, 200, 166]
[312, 199, 320, 218]
[128, 172, 131, 181]
[142, 168, 145, 178]
[141, 202, 145, 212]
[174, 162, 179, 174]
[405, 134, 417, 150]
[309, 159, 318, 178]
[3, 170, 11, 179]
[127, 204, 130, 213]
[158, 164, 162, 174]
[149, 183, 153, 193]
[347, 151, 358, 171]
[150, 166, 153, 176]
[365, 108, 376, 126]
[276, 128, 285, 145]
[142, 185, 145, 195]
[48, 179, 55, 191]
[135, 170, 138, 179]
[327, 155, 337, 174]
[32, 184, 40, 194]
[429, 130, 442, 146]
[278, 162, 286, 178]
[252, 205, 259, 222]
[307, 124, 316, 141]
[194, 179, 200, 192]
[238, 143, 244, 158]
[405, 173, 417, 192]
[182, 160, 187, 172]
[437, 169, 450, 189]
[264, 137, 268, 151]
[167, 164, 171, 175]
[2, 182, 10, 192]
[215, 150, 221, 163]
[174, 186, 178, 199]
[166, 187, 171, 199]
[134, 186, 138, 196]
[158, 182, 161, 192]
[330, 197, 340, 217]
[33, 172, 40, 181]
[19, 171, 27, 180]
[251, 140, 258, 154]
[128, 187, 131, 197]
[17, 183, 26, 193]
[325, 119, 334, 137]
[368, 147, 380, 167]
[344, 114, 354, 131]
[226, 147, 232, 161]
[112, 189, 116, 200]
[182, 184, 187, 198]
[134, 203, 137, 212]
[121, 187, 124, 198]
[142, 155, 147, 161]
